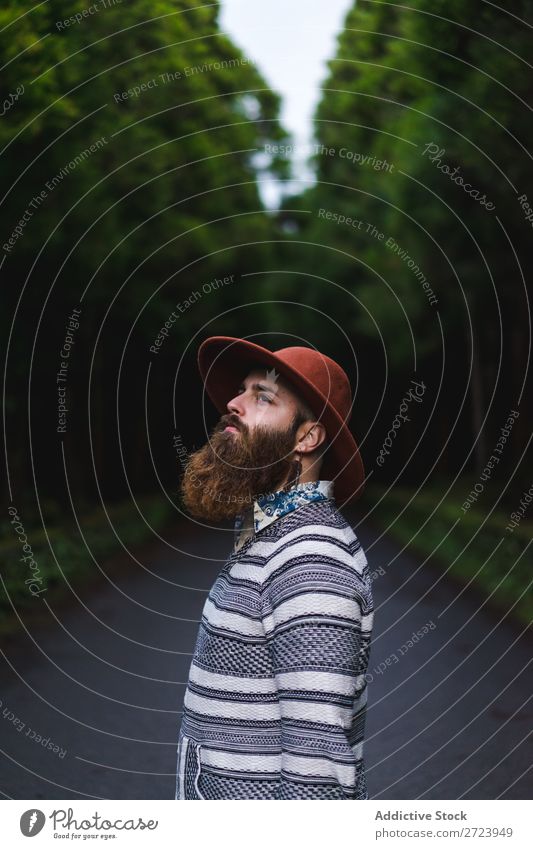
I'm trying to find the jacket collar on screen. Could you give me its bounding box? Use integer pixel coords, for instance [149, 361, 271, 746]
[233, 479, 333, 552]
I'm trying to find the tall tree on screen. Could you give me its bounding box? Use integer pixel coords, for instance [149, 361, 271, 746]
[0, 1, 289, 508]
[273, 0, 532, 485]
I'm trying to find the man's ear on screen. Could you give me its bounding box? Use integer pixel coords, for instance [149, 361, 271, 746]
[296, 421, 327, 454]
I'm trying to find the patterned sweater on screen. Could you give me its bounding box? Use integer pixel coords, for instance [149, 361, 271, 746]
[175, 480, 374, 800]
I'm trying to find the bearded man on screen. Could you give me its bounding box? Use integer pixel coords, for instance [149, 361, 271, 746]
[175, 336, 374, 800]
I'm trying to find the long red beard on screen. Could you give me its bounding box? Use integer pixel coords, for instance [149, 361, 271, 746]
[179, 413, 302, 521]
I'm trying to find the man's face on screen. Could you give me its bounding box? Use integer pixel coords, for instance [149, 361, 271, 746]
[180, 368, 308, 521]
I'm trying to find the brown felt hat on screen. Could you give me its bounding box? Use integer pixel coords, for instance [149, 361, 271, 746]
[197, 336, 365, 505]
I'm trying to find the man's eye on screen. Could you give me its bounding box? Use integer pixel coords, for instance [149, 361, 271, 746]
[258, 394, 272, 403]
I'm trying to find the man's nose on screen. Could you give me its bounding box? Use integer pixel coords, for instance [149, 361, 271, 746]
[227, 394, 244, 416]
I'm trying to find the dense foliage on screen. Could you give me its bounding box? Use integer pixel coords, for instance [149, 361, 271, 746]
[1, 0, 288, 506]
[274, 0, 532, 489]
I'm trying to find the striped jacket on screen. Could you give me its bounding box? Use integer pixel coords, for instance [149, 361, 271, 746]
[175, 480, 374, 800]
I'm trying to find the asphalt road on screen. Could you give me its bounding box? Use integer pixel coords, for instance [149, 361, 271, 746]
[1, 512, 531, 799]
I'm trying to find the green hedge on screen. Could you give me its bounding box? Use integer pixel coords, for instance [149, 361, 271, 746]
[0, 495, 175, 627]
[366, 485, 533, 629]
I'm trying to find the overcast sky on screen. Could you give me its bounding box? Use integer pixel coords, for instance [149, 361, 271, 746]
[220, 0, 353, 206]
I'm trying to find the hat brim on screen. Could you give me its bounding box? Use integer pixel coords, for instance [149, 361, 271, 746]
[197, 336, 365, 505]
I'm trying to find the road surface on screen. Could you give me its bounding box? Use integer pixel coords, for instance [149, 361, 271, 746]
[1, 512, 531, 799]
